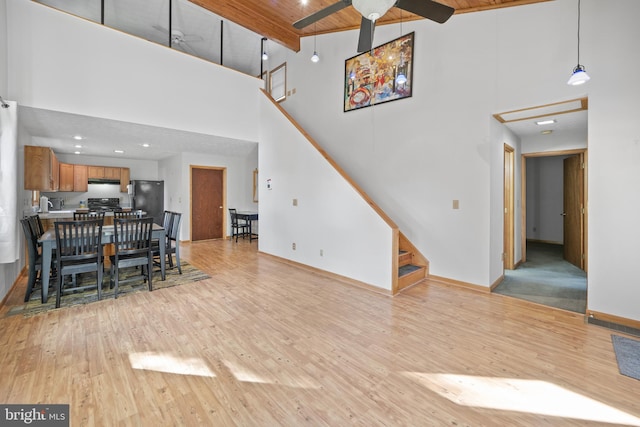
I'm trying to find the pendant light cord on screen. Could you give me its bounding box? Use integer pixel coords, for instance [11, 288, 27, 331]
[576, 0, 581, 64]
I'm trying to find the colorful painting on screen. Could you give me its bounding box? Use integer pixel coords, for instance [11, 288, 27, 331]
[344, 32, 414, 112]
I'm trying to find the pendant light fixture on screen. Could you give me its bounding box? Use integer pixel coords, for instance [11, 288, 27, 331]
[396, 10, 407, 85]
[311, 23, 320, 63]
[567, 0, 590, 86]
[261, 37, 269, 61]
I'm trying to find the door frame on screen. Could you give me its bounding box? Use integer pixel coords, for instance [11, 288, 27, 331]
[503, 144, 515, 270]
[520, 148, 588, 271]
[190, 165, 227, 241]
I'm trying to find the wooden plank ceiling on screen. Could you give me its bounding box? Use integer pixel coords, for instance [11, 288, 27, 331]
[190, 0, 551, 52]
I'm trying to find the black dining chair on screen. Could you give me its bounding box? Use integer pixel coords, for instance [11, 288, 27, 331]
[109, 217, 154, 298]
[229, 208, 249, 242]
[21, 218, 45, 302]
[54, 218, 104, 308]
[74, 211, 106, 221]
[152, 211, 182, 274]
[113, 210, 143, 220]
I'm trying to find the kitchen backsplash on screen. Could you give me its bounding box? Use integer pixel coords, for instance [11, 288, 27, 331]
[42, 184, 132, 208]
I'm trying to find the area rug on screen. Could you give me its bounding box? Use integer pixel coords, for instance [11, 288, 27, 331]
[5, 262, 210, 318]
[611, 335, 640, 381]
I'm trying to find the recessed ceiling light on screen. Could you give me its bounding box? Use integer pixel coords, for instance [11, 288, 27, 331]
[74, 151, 81, 154]
[73, 135, 83, 140]
[541, 130, 553, 135]
[142, 143, 150, 148]
[74, 144, 82, 148]
[114, 150, 125, 154]
[535, 119, 556, 125]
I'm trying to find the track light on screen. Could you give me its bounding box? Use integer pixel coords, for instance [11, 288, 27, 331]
[567, 0, 590, 85]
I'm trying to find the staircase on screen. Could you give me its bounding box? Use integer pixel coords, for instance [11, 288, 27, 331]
[396, 232, 428, 292]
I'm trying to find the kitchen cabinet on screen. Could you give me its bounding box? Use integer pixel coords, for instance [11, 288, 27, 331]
[59, 163, 74, 192]
[104, 167, 121, 180]
[74, 165, 88, 192]
[87, 166, 105, 179]
[120, 168, 130, 192]
[24, 145, 59, 191]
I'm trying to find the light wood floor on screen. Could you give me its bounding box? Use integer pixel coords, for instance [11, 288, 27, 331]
[1, 239, 639, 426]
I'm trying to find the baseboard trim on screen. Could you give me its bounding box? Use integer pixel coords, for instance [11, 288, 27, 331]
[489, 275, 504, 291]
[258, 251, 394, 296]
[428, 275, 490, 293]
[587, 310, 640, 335]
[526, 238, 562, 245]
[0, 267, 27, 310]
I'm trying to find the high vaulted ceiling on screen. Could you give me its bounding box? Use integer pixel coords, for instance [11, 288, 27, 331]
[191, 0, 552, 52]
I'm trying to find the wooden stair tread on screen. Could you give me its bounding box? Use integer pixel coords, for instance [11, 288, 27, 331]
[398, 264, 423, 277]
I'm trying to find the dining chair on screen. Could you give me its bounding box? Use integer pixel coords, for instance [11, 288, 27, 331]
[113, 210, 143, 220]
[54, 218, 104, 308]
[152, 211, 182, 274]
[229, 208, 249, 242]
[21, 218, 45, 302]
[109, 217, 154, 298]
[74, 211, 106, 221]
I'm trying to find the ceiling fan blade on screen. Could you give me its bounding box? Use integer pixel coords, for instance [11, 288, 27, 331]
[182, 35, 203, 42]
[396, 0, 455, 24]
[357, 17, 375, 53]
[174, 42, 197, 56]
[152, 24, 169, 34]
[293, 0, 352, 29]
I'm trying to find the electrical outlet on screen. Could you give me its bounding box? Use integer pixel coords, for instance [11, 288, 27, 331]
[292, 242, 296, 250]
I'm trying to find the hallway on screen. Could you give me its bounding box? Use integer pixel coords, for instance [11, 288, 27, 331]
[493, 241, 587, 313]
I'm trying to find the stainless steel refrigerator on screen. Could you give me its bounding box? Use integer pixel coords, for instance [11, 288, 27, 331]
[129, 180, 164, 225]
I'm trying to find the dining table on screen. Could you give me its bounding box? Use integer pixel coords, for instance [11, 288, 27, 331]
[235, 211, 258, 241]
[38, 223, 166, 303]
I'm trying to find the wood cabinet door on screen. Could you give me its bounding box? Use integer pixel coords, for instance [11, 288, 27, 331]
[87, 166, 105, 179]
[24, 145, 57, 191]
[120, 168, 130, 192]
[104, 167, 121, 180]
[74, 165, 88, 192]
[59, 163, 74, 191]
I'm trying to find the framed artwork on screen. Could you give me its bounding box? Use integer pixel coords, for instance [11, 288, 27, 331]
[270, 62, 287, 102]
[344, 32, 414, 112]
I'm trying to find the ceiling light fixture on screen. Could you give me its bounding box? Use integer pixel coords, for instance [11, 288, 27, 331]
[535, 119, 556, 125]
[352, 0, 395, 21]
[73, 135, 83, 140]
[74, 144, 82, 148]
[261, 37, 268, 61]
[311, 23, 320, 63]
[142, 143, 150, 148]
[567, 0, 590, 86]
[114, 150, 125, 154]
[541, 130, 553, 135]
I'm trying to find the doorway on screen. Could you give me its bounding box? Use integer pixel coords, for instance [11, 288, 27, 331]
[495, 149, 588, 313]
[191, 166, 226, 241]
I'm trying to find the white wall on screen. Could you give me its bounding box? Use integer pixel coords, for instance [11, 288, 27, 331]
[272, 0, 640, 320]
[0, 0, 7, 96]
[259, 95, 395, 290]
[526, 156, 566, 243]
[6, 0, 262, 143]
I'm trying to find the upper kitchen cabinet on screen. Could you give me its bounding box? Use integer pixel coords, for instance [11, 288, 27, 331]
[87, 166, 105, 179]
[59, 163, 74, 192]
[104, 167, 121, 180]
[74, 165, 88, 192]
[120, 168, 130, 192]
[24, 145, 59, 191]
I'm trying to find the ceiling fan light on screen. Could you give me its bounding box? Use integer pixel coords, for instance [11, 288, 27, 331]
[311, 51, 320, 63]
[567, 64, 590, 85]
[352, 0, 396, 21]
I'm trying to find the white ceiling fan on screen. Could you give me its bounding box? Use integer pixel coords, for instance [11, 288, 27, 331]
[152, 25, 203, 55]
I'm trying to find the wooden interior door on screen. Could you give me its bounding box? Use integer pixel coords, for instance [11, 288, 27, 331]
[563, 154, 584, 269]
[191, 167, 225, 241]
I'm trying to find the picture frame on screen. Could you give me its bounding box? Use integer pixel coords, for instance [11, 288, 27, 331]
[344, 32, 414, 112]
[270, 62, 287, 102]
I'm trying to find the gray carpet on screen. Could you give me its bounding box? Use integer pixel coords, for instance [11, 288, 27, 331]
[611, 335, 640, 381]
[493, 241, 587, 313]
